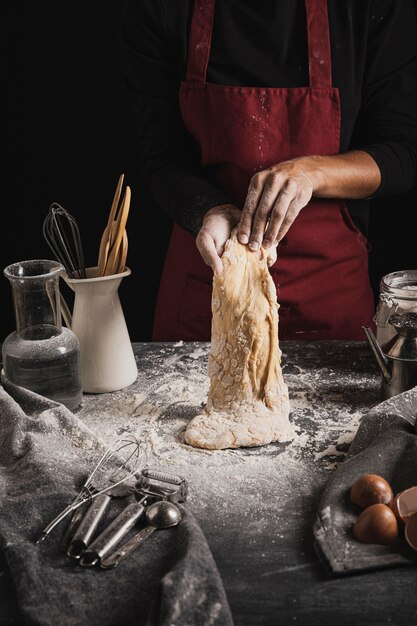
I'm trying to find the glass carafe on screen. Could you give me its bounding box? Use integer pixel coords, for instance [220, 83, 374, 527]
[2, 260, 82, 409]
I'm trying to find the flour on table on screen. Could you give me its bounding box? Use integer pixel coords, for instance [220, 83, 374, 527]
[76, 341, 379, 523]
[184, 231, 293, 450]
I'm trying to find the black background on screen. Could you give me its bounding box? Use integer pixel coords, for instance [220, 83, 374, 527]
[2, 1, 417, 342]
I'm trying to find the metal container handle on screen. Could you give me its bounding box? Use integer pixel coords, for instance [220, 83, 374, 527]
[374, 294, 399, 327]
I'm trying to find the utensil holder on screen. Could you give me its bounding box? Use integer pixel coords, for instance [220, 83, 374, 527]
[64, 267, 137, 393]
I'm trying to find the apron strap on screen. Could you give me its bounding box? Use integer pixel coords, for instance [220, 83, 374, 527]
[305, 0, 333, 88]
[185, 0, 216, 83]
[185, 0, 333, 89]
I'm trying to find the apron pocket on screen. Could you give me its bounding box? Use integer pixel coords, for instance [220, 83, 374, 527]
[176, 275, 213, 341]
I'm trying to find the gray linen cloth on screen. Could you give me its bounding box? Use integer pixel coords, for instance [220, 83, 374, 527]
[314, 387, 417, 575]
[0, 376, 234, 626]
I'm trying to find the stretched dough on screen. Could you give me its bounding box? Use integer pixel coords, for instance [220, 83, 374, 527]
[184, 231, 293, 449]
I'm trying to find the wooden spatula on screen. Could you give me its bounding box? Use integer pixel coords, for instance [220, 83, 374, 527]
[97, 173, 125, 276]
[103, 186, 131, 276]
[115, 230, 128, 274]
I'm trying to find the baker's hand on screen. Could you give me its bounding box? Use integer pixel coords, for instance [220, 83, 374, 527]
[196, 204, 241, 275]
[238, 158, 315, 250]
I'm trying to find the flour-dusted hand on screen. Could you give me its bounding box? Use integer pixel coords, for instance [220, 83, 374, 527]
[196, 204, 241, 275]
[238, 157, 315, 251]
[238, 151, 382, 252]
[197, 153, 381, 271]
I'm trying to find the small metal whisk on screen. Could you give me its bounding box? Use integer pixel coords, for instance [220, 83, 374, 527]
[43, 202, 86, 279]
[36, 434, 147, 544]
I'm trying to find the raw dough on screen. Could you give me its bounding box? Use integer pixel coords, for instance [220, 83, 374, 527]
[184, 231, 293, 449]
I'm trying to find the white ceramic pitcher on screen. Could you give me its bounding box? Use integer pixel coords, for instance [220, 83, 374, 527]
[63, 267, 137, 393]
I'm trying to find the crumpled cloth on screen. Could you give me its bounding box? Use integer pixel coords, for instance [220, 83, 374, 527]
[0, 376, 234, 626]
[313, 387, 417, 575]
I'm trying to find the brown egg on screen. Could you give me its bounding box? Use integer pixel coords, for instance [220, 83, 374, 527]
[391, 494, 403, 522]
[350, 474, 393, 509]
[353, 504, 398, 544]
[391, 487, 417, 523]
[405, 512, 417, 551]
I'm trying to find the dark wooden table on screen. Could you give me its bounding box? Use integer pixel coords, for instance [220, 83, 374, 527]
[1, 341, 416, 625]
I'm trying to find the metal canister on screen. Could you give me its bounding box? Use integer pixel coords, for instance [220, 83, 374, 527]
[374, 270, 417, 345]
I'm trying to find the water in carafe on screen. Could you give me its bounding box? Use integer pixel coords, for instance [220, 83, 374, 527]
[2, 260, 82, 410]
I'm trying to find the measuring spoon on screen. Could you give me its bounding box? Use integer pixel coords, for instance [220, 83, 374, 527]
[66, 480, 131, 559]
[80, 495, 148, 568]
[100, 501, 182, 569]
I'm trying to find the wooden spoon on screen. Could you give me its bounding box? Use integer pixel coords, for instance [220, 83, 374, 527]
[97, 174, 125, 276]
[103, 222, 128, 275]
[102, 222, 120, 276]
[115, 230, 128, 274]
[104, 186, 131, 276]
[97, 224, 112, 277]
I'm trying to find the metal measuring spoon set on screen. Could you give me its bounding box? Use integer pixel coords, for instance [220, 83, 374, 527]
[36, 434, 146, 544]
[78, 469, 187, 569]
[36, 435, 187, 569]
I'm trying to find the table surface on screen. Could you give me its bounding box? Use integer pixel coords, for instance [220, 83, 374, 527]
[2, 341, 417, 626]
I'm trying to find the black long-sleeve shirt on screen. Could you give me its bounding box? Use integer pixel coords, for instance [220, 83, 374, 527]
[120, 0, 417, 236]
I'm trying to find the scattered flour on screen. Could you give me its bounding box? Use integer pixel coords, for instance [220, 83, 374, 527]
[76, 343, 380, 526]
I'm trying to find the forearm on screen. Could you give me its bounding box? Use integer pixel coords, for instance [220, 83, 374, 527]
[237, 150, 382, 250]
[296, 150, 382, 199]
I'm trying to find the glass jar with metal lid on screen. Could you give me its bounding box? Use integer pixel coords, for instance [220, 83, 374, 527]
[375, 270, 417, 345]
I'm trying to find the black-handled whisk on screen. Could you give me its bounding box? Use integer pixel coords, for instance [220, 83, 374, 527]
[43, 203, 86, 279]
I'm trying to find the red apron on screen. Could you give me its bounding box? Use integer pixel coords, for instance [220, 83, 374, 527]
[152, 0, 374, 341]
